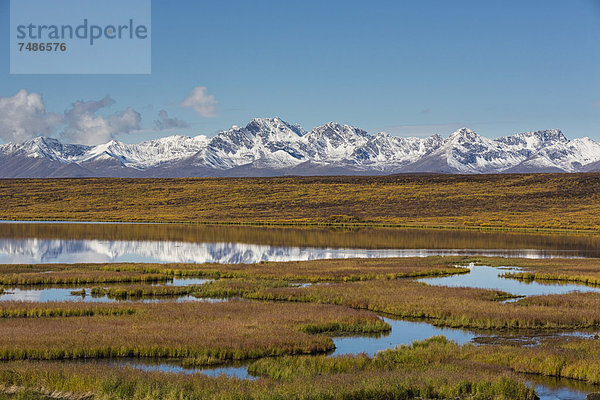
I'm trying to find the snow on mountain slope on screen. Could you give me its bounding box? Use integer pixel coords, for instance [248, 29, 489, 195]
[304, 122, 370, 162]
[406, 128, 595, 174]
[405, 128, 521, 173]
[0, 137, 90, 162]
[196, 118, 309, 169]
[1, 118, 599, 177]
[441, 128, 525, 173]
[507, 137, 600, 173]
[349, 133, 445, 170]
[497, 129, 568, 151]
[79, 135, 211, 169]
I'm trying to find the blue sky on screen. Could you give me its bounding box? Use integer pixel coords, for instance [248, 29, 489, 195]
[0, 0, 599, 144]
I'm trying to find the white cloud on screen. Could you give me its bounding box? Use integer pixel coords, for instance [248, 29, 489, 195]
[154, 109, 188, 130]
[0, 90, 143, 145]
[0, 89, 63, 142]
[61, 96, 141, 145]
[181, 86, 217, 117]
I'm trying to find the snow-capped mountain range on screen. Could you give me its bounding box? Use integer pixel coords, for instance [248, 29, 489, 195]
[1, 117, 600, 177]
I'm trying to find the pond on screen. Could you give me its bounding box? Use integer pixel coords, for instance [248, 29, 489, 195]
[2, 223, 600, 263]
[4, 238, 594, 264]
[115, 359, 256, 380]
[526, 374, 600, 400]
[0, 287, 226, 303]
[0, 277, 213, 303]
[420, 264, 600, 297]
[2, 222, 600, 256]
[331, 317, 474, 356]
[3, 221, 600, 263]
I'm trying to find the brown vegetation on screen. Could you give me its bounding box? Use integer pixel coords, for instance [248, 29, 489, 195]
[2, 174, 600, 231]
[0, 300, 387, 362]
[3, 222, 600, 252]
[0, 258, 469, 285]
[0, 338, 537, 400]
[201, 278, 600, 330]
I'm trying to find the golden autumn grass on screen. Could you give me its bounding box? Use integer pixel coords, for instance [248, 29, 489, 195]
[0, 270, 169, 286]
[250, 335, 600, 387]
[5, 173, 600, 398]
[4, 257, 600, 331]
[4, 334, 600, 399]
[0, 258, 469, 285]
[194, 277, 600, 330]
[0, 300, 388, 362]
[2, 174, 600, 231]
[104, 257, 470, 282]
[5, 334, 600, 399]
[0, 263, 162, 285]
[0, 302, 136, 318]
[3, 256, 600, 398]
[5, 222, 600, 252]
[88, 284, 202, 300]
[471, 336, 600, 384]
[0, 355, 537, 400]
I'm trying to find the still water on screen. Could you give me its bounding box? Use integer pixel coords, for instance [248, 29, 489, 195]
[2, 238, 591, 264]
[116, 359, 256, 380]
[331, 317, 474, 356]
[3, 220, 600, 263]
[0, 277, 212, 303]
[420, 264, 600, 297]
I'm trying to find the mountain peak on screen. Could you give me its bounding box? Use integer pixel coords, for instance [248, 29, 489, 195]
[248, 116, 285, 124]
[26, 136, 60, 146]
[312, 122, 368, 136]
[244, 117, 305, 138]
[448, 127, 480, 142]
[450, 127, 475, 135]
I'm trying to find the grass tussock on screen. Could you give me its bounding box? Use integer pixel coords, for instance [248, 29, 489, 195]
[0, 341, 538, 400]
[503, 271, 600, 287]
[468, 336, 600, 385]
[0, 302, 135, 318]
[203, 278, 600, 330]
[89, 285, 198, 300]
[7, 335, 600, 398]
[0, 258, 469, 287]
[179, 257, 470, 282]
[0, 266, 171, 287]
[251, 334, 600, 388]
[249, 337, 475, 380]
[94, 258, 471, 282]
[0, 301, 388, 363]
